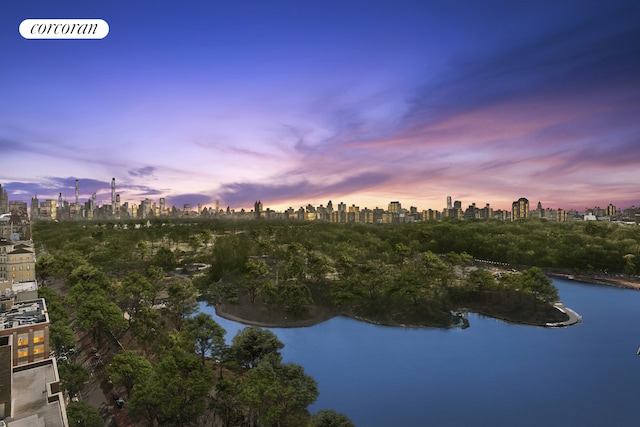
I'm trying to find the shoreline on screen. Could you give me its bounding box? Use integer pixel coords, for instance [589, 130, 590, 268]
[548, 272, 640, 290]
[213, 306, 461, 330]
[213, 303, 338, 329]
[210, 274, 638, 330]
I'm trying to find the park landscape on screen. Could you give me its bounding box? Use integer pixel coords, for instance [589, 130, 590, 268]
[33, 218, 640, 426]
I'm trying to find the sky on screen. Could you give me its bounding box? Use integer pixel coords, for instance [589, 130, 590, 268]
[1, 1, 639, 212]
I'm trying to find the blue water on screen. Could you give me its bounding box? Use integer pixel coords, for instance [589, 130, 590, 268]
[199, 279, 640, 426]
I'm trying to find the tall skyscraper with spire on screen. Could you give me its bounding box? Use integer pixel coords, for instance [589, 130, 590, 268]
[111, 178, 116, 215]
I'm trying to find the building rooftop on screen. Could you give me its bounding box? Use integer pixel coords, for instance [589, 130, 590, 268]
[9, 359, 69, 427]
[0, 299, 47, 331]
[6, 248, 33, 255]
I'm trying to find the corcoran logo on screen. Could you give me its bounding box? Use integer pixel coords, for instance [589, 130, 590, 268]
[19, 19, 109, 39]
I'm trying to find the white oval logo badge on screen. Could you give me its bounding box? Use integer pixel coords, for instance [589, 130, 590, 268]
[20, 19, 109, 39]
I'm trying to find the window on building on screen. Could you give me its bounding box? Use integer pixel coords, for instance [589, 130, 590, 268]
[17, 334, 29, 346]
[33, 331, 44, 343]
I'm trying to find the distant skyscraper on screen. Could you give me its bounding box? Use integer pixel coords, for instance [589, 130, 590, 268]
[556, 208, 567, 222]
[0, 184, 9, 214]
[75, 179, 79, 206]
[512, 197, 530, 220]
[160, 197, 166, 216]
[446, 196, 452, 210]
[30, 195, 39, 220]
[111, 178, 116, 211]
[254, 200, 263, 219]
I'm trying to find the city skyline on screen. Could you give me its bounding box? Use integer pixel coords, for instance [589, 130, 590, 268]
[1, 1, 639, 212]
[3, 177, 633, 219]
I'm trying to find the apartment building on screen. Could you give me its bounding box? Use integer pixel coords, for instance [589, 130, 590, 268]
[0, 298, 50, 367]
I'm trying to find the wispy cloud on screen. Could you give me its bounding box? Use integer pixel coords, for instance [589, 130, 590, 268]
[128, 166, 156, 178]
[218, 172, 392, 208]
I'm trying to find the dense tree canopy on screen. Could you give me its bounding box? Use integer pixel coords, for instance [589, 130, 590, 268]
[183, 312, 226, 366]
[231, 326, 285, 369]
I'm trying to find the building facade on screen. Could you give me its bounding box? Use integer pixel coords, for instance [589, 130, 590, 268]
[0, 298, 50, 367]
[512, 197, 530, 221]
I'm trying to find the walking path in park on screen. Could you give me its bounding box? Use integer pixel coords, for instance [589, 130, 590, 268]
[546, 302, 582, 327]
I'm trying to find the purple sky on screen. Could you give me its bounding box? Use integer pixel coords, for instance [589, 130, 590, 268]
[1, 1, 638, 212]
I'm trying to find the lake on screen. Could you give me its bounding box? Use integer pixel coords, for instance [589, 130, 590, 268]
[198, 279, 640, 426]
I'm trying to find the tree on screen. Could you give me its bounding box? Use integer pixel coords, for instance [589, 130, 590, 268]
[520, 267, 558, 303]
[231, 326, 284, 369]
[51, 251, 87, 279]
[360, 259, 392, 300]
[200, 229, 213, 247]
[144, 264, 166, 305]
[35, 253, 55, 282]
[183, 312, 227, 366]
[130, 304, 161, 355]
[281, 243, 307, 281]
[66, 401, 103, 427]
[129, 350, 214, 426]
[75, 293, 128, 348]
[117, 273, 154, 324]
[312, 410, 356, 427]
[239, 355, 319, 427]
[66, 281, 107, 309]
[466, 269, 497, 292]
[279, 282, 313, 317]
[38, 286, 69, 324]
[394, 243, 411, 265]
[67, 264, 112, 290]
[49, 322, 76, 352]
[136, 240, 150, 260]
[242, 258, 272, 304]
[164, 277, 198, 330]
[58, 362, 90, 394]
[623, 254, 637, 276]
[152, 247, 177, 270]
[106, 350, 153, 395]
[307, 252, 331, 282]
[188, 234, 203, 252]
